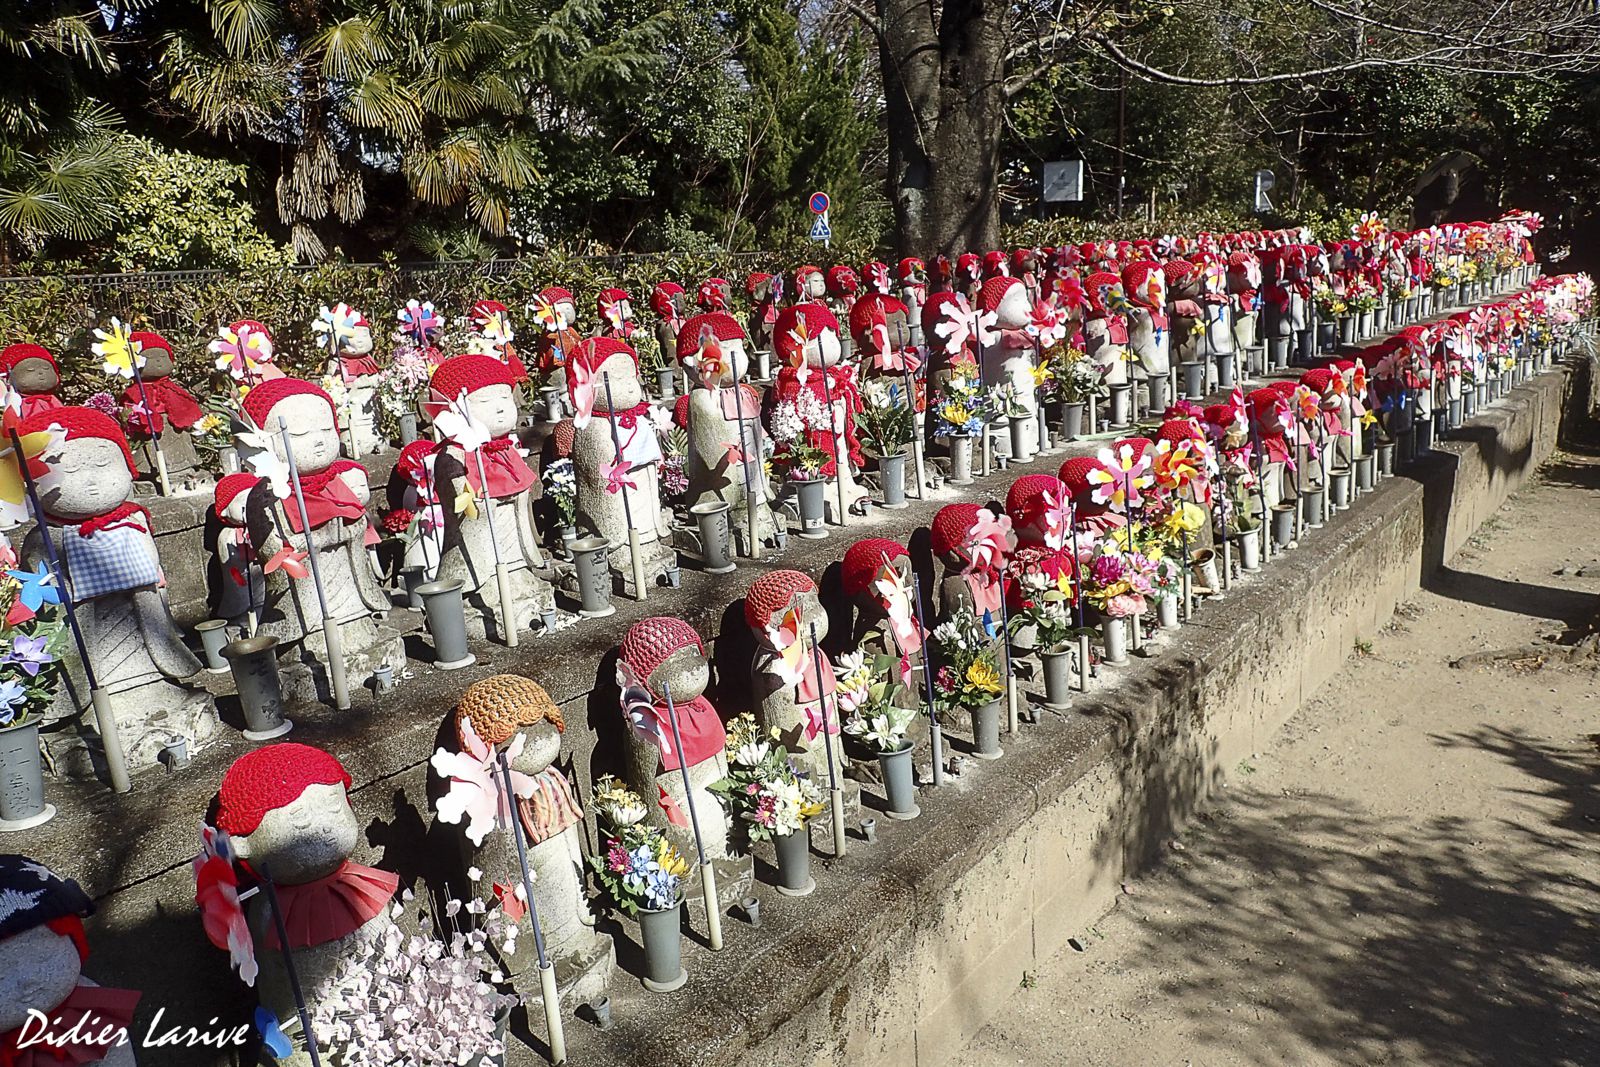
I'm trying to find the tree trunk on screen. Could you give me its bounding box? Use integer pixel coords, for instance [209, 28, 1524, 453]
[879, 0, 1005, 258]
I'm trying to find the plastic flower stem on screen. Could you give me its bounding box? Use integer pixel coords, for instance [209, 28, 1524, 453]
[806, 622, 846, 858]
[660, 681, 722, 951]
[257, 865, 323, 1067]
[1034, 336, 1049, 457]
[602, 372, 649, 601]
[128, 359, 171, 497]
[470, 448, 518, 649]
[974, 303, 991, 477]
[5, 428, 130, 794]
[911, 572, 943, 787]
[901, 355, 927, 499]
[730, 351, 761, 559]
[496, 750, 567, 1064]
[997, 578, 1019, 734]
[1249, 421, 1272, 563]
[277, 417, 349, 711]
[817, 363, 849, 526]
[1062, 483, 1090, 690]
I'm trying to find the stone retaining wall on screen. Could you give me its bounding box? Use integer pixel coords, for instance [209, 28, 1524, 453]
[20, 355, 1592, 1067]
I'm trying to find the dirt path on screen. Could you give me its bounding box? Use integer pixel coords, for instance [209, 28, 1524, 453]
[964, 445, 1600, 1067]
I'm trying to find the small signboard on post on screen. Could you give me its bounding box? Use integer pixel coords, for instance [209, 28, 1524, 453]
[1254, 169, 1276, 212]
[1042, 161, 1085, 203]
[808, 191, 831, 247]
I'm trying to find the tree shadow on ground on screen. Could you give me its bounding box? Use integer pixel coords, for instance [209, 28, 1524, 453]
[1423, 564, 1599, 628]
[1100, 787, 1599, 1067]
[1433, 724, 1600, 845]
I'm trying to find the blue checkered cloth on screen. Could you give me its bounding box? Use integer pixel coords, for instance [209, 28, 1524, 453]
[60, 523, 162, 600]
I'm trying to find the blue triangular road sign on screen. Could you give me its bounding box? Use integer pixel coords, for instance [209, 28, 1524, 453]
[809, 214, 832, 241]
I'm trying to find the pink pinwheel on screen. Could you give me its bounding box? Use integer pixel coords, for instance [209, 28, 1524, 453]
[312, 302, 364, 356]
[193, 825, 258, 987]
[1089, 443, 1154, 512]
[603, 457, 637, 495]
[569, 357, 598, 430]
[430, 716, 535, 846]
[263, 545, 309, 579]
[1026, 302, 1067, 347]
[804, 697, 840, 742]
[976, 308, 1002, 348]
[961, 507, 1014, 574]
[617, 660, 675, 762]
[210, 322, 273, 381]
[1038, 485, 1071, 551]
[932, 294, 974, 356]
[397, 299, 441, 344]
[871, 558, 923, 656]
[764, 604, 808, 688]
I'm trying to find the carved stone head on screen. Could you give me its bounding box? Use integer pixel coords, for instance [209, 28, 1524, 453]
[216, 743, 360, 887]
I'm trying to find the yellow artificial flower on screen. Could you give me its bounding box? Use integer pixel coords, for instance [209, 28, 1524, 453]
[452, 477, 479, 520]
[963, 659, 1004, 697]
[941, 402, 973, 426]
[1030, 362, 1053, 387]
[655, 839, 690, 878]
[1360, 411, 1378, 428]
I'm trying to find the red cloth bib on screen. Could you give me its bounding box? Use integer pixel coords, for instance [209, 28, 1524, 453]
[258, 859, 399, 951]
[285, 460, 369, 534]
[456, 437, 536, 498]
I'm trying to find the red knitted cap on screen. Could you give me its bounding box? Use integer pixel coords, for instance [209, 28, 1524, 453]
[242, 377, 338, 432]
[980, 276, 1023, 315]
[744, 272, 772, 297]
[1111, 437, 1153, 462]
[848, 293, 909, 344]
[1268, 379, 1299, 397]
[129, 331, 172, 357]
[841, 538, 909, 597]
[1057, 457, 1104, 498]
[569, 337, 638, 380]
[1, 343, 56, 373]
[744, 569, 817, 631]
[21, 406, 137, 477]
[540, 287, 575, 306]
[213, 472, 260, 514]
[898, 257, 925, 280]
[1084, 272, 1123, 315]
[395, 439, 436, 483]
[597, 287, 631, 314]
[1121, 261, 1160, 300]
[649, 282, 684, 319]
[825, 266, 859, 298]
[619, 617, 705, 683]
[774, 303, 840, 364]
[1156, 419, 1202, 445]
[1007, 473, 1061, 523]
[696, 278, 731, 311]
[430, 355, 516, 406]
[957, 253, 981, 278]
[921, 292, 970, 348]
[214, 743, 352, 837]
[1299, 368, 1334, 393]
[1162, 260, 1194, 285]
[931, 503, 984, 560]
[1203, 403, 1237, 428]
[676, 312, 746, 362]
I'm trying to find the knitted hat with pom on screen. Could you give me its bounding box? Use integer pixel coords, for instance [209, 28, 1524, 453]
[825, 266, 860, 298]
[214, 743, 352, 836]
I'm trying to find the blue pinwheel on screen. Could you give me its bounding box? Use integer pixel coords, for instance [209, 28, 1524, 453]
[7, 563, 61, 614]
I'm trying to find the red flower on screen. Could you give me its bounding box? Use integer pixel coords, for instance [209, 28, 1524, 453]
[381, 508, 414, 534]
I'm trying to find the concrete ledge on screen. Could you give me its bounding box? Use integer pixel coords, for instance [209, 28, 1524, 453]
[27, 355, 1592, 1067]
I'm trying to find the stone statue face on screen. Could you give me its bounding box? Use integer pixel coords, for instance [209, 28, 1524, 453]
[883, 308, 911, 351]
[555, 300, 577, 325]
[0, 925, 82, 1031]
[595, 352, 642, 409]
[509, 720, 561, 776]
[648, 645, 709, 703]
[996, 286, 1031, 329]
[37, 438, 134, 522]
[268, 394, 340, 475]
[804, 274, 826, 299]
[222, 496, 249, 525]
[466, 383, 518, 438]
[141, 347, 175, 378]
[806, 330, 842, 368]
[347, 325, 374, 357]
[232, 782, 359, 886]
[9, 357, 58, 394]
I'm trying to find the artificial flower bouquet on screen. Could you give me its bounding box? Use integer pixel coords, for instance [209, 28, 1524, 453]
[929, 609, 1005, 711]
[932, 361, 996, 438]
[0, 578, 68, 731]
[1312, 280, 1346, 319]
[589, 775, 690, 915]
[1080, 545, 1149, 620]
[710, 714, 825, 841]
[542, 458, 578, 530]
[769, 390, 835, 480]
[1006, 573, 1077, 653]
[835, 649, 917, 754]
[857, 379, 917, 459]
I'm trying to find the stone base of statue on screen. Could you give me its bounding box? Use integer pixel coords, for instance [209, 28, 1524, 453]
[133, 427, 205, 491]
[40, 590, 218, 778]
[344, 384, 384, 456]
[609, 536, 678, 598]
[272, 613, 408, 706]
